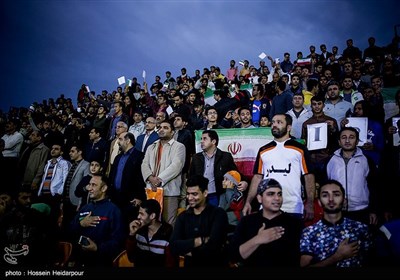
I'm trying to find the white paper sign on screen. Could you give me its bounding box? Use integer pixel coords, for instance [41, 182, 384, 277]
[117, 76, 126, 85]
[307, 123, 328, 151]
[166, 106, 174, 115]
[258, 52, 267, 60]
[345, 117, 368, 146]
[393, 117, 400, 146]
[142, 70, 146, 80]
[85, 85, 90, 93]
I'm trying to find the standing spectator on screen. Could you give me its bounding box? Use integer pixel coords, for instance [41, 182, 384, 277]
[341, 100, 385, 168]
[69, 174, 125, 267]
[326, 127, 379, 226]
[286, 92, 312, 139]
[74, 157, 103, 209]
[107, 101, 129, 141]
[172, 92, 192, 119]
[189, 101, 205, 130]
[60, 144, 90, 235]
[173, 114, 194, 209]
[201, 106, 224, 130]
[343, 38, 362, 61]
[128, 110, 145, 140]
[176, 67, 192, 86]
[163, 71, 177, 90]
[169, 175, 228, 267]
[92, 105, 110, 134]
[249, 84, 271, 127]
[363, 36, 384, 68]
[319, 44, 333, 65]
[340, 76, 364, 106]
[226, 59, 238, 82]
[109, 132, 146, 226]
[238, 107, 255, 129]
[301, 95, 339, 184]
[77, 84, 89, 104]
[189, 130, 248, 207]
[280, 52, 294, 73]
[324, 81, 353, 127]
[37, 143, 71, 226]
[141, 120, 186, 226]
[18, 130, 50, 191]
[105, 121, 127, 177]
[229, 178, 302, 267]
[1, 119, 23, 190]
[368, 75, 386, 125]
[213, 89, 239, 124]
[135, 116, 159, 154]
[289, 73, 303, 95]
[85, 127, 108, 164]
[300, 180, 372, 267]
[239, 60, 251, 78]
[123, 95, 136, 124]
[269, 80, 293, 120]
[243, 113, 316, 222]
[302, 79, 319, 109]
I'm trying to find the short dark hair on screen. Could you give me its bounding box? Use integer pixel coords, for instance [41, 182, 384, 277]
[274, 113, 293, 126]
[186, 175, 209, 192]
[205, 106, 217, 116]
[91, 173, 108, 188]
[124, 132, 136, 146]
[238, 106, 251, 116]
[173, 113, 188, 123]
[310, 95, 325, 103]
[140, 199, 161, 221]
[339, 126, 359, 141]
[293, 92, 304, 99]
[318, 179, 345, 198]
[202, 130, 219, 146]
[160, 119, 175, 131]
[113, 100, 124, 108]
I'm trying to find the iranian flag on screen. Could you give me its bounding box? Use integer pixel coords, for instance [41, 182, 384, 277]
[195, 128, 274, 181]
[204, 87, 216, 106]
[296, 58, 311, 66]
[240, 83, 253, 98]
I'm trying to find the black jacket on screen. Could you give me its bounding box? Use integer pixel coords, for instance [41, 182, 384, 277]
[188, 148, 238, 196]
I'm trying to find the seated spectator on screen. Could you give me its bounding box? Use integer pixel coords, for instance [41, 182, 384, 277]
[126, 199, 174, 267]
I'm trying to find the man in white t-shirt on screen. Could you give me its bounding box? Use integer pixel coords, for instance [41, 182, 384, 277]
[243, 113, 316, 221]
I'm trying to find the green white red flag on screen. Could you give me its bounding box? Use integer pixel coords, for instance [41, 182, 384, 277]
[195, 128, 274, 181]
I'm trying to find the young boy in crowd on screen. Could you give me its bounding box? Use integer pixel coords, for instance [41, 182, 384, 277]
[219, 170, 244, 229]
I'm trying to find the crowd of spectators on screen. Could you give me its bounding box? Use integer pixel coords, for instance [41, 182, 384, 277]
[1, 35, 400, 268]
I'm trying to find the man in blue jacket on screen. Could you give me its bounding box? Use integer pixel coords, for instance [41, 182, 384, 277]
[69, 173, 125, 267]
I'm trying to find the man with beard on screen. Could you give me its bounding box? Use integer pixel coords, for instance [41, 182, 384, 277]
[141, 120, 185, 226]
[242, 113, 316, 223]
[300, 180, 372, 267]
